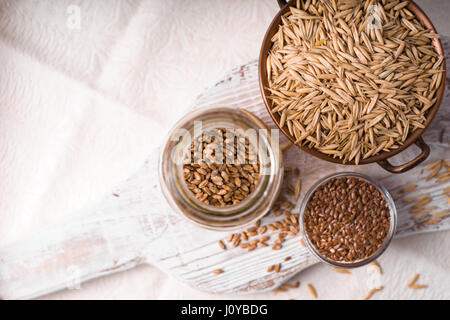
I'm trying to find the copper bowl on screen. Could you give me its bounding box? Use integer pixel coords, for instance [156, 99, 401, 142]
[259, 0, 446, 173]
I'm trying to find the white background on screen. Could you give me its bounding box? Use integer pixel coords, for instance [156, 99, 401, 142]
[0, 0, 448, 299]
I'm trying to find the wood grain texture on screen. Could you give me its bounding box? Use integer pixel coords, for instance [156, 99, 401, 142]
[0, 37, 449, 299]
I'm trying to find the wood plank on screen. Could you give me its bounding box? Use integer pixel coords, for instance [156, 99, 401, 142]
[0, 37, 449, 299]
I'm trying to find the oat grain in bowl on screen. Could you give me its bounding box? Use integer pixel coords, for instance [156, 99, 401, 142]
[266, 0, 444, 164]
[300, 173, 396, 267]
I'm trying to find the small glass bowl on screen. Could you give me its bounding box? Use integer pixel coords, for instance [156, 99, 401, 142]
[299, 172, 397, 268]
[159, 106, 284, 231]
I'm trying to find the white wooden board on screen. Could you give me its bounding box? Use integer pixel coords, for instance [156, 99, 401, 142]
[0, 37, 449, 300]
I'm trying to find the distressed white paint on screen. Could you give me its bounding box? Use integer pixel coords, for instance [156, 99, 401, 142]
[0, 38, 449, 299]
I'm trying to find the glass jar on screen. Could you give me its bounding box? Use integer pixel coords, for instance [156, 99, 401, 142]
[159, 106, 284, 230]
[299, 172, 397, 268]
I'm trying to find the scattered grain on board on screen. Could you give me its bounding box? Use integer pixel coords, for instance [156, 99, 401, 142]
[370, 261, 382, 274]
[332, 268, 351, 274]
[258, 226, 267, 235]
[218, 240, 226, 250]
[432, 209, 450, 217]
[410, 284, 428, 289]
[294, 177, 302, 201]
[300, 238, 306, 247]
[409, 206, 428, 214]
[400, 185, 417, 194]
[422, 217, 442, 225]
[408, 273, 419, 286]
[307, 283, 317, 299]
[426, 165, 441, 181]
[272, 244, 282, 251]
[274, 281, 300, 293]
[362, 286, 383, 300]
[408, 273, 428, 289]
[274, 263, 281, 273]
[411, 197, 432, 209]
[414, 194, 431, 202]
[412, 212, 429, 220]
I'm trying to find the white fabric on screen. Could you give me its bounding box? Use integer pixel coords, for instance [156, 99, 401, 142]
[0, 0, 448, 299]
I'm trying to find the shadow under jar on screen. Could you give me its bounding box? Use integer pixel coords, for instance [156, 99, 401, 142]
[159, 106, 284, 231]
[299, 172, 397, 268]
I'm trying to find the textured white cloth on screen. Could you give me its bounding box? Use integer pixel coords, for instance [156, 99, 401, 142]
[0, 0, 448, 299]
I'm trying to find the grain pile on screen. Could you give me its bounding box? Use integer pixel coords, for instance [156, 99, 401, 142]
[183, 128, 260, 207]
[266, 0, 444, 164]
[303, 176, 391, 262]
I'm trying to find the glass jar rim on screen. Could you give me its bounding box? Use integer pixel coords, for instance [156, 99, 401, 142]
[159, 106, 284, 230]
[299, 172, 397, 268]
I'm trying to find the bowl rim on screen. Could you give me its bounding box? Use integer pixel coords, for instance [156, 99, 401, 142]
[258, 0, 447, 165]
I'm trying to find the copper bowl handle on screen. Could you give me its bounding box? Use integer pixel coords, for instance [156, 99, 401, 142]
[377, 137, 430, 174]
[277, 0, 287, 8]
